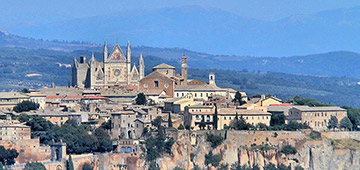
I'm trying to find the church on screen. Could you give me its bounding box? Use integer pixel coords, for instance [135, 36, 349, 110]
[72, 41, 145, 89]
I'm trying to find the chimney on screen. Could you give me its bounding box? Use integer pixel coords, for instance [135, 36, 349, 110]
[181, 55, 188, 85]
[209, 73, 215, 85]
[80, 56, 86, 63]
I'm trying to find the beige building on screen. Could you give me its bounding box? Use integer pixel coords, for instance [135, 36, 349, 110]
[0, 119, 31, 140]
[184, 105, 271, 130]
[286, 106, 347, 131]
[0, 92, 30, 111]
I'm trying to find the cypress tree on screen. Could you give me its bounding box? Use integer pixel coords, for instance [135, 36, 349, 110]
[168, 112, 173, 128]
[213, 105, 218, 130]
[67, 154, 74, 170]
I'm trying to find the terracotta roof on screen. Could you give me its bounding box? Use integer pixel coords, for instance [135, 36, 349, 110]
[82, 96, 108, 100]
[153, 63, 176, 69]
[65, 95, 83, 99]
[46, 95, 63, 99]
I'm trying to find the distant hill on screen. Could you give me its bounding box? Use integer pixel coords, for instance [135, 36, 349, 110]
[3, 6, 360, 56]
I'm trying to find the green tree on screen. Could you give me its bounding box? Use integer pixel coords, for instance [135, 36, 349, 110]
[152, 116, 162, 129]
[281, 145, 297, 155]
[21, 88, 30, 93]
[199, 119, 206, 130]
[100, 120, 111, 130]
[206, 134, 224, 148]
[67, 154, 74, 170]
[148, 162, 160, 170]
[270, 114, 285, 126]
[204, 151, 221, 167]
[213, 105, 218, 130]
[0, 146, 19, 165]
[136, 93, 147, 105]
[328, 116, 338, 130]
[23, 162, 47, 170]
[191, 165, 201, 170]
[339, 117, 353, 131]
[233, 91, 245, 105]
[295, 165, 304, 170]
[177, 124, 185, 130]
[0, 162, 3, 170]
[82, 162, 93, 170]
[13, 101, 39, 113]
[94, 128, 113, 152]
[230, 116, 253, 130]
[174, 167, 184, 170]
[168, 113, 173, 128]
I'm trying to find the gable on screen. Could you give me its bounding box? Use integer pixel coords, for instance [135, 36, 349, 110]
[108, 44, 126, 62]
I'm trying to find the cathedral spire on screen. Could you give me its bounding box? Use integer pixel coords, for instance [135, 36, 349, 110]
[103, 41, 108, 62]
[139, 53, 145, 80]
[91, 52, 95, 61]
[126, 41, 131, 62]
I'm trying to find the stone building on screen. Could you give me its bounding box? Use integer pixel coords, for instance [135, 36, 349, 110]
[286, 106, 347, 131]
[0, 119, 31, 140]
[72, 41, 145, 89]
[0, 92, 30, 111]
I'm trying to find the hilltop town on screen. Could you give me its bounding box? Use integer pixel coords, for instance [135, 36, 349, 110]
[1, 42, 360, 170]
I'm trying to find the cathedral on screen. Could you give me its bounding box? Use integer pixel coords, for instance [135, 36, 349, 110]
[72, 41, 145, 89]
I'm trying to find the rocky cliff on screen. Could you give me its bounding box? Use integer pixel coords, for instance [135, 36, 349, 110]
[140, 130, 360, 170]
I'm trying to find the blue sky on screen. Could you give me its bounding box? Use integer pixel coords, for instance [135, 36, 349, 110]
[1, 0, 360, 24]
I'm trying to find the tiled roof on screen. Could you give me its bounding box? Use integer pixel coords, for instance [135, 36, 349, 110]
[153, 63, 176, 69]
[0, 92, 29, 99]
[292, 106, 346, 112]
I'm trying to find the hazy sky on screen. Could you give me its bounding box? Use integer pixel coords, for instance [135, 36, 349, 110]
[1, 0, 360, 25]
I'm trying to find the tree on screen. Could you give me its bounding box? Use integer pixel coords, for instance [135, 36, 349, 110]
[0, 162, 3, 170]
[230, 116, 253, 130]
[23, 162, 47, 170]
[152, 116, 162, 129]
[270, 114, 285, 126]
[82, 163, 93, 170]
[0, 146, 19, 165]
[199, 119, 206, 130]
[328, 116, 338, 130]
[177, 124, 185, 130]
[21, 88, 30, 93]
[204, 151, 221, 167]
[191, 165, 201, 170]
[174, 167, 185, 170]
[339, 117, 353, 131]
[206, 134, 224, 148]
[94, 128, 113, 152]
[281, 145, 297, 155]
[213, 105, 218, 130]
[233, 91, 245, 105]
[67, 154, 74, 170]
[168, 113, 173, 128]
[136, 93, 147, 105]
[13, 101, 39, 113]
[100, 120, 111, 130]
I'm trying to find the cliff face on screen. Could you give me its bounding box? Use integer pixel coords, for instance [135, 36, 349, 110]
[141, 131, 360, 170]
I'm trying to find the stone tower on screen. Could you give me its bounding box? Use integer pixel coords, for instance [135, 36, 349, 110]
[126, 41, 131, 84]
[139, 53, 145, 80]
[103, 42, 108, 86]
[209, 73, 216, 85]
[181, 55, 188, 85]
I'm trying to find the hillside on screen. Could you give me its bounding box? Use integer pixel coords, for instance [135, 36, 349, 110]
[3, 6, 360, 56]
[1, 46, 360, 107]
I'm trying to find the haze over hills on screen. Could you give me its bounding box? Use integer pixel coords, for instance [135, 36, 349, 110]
[3, 6, 360, 56]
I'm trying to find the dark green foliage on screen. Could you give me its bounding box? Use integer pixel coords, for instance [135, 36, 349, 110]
[205, 151, 221, 167]
[277, 164, 291, 170]
[142, 127, 149, 136]
[168, 113, 173, 128]
[174, 167, 185, 170]
[230, 116, 254, 130]
[233, 91, 246, 105]
[82, 163, 93, 170]
[218, 163, 229, 170]
[339, 117, 353, 131]
[100, 120, 111, 130]
[23, 162, 47, 170]
[328, 116, 338, 130]
[13, 101, 39, 113]
[148, 161, 160, 170]
[273, 132, 278, 138]
[292, 96, 333, 107]
[230, 163, 259, 170]
[256, 123, 268, 130]
[177, 124, 185, 130]
[309, 131, 321, 140]
[190, 153, 195, 162]
[67, 155, 74, 170]
[152, 116, 162, 128]
[0, 146, 19, 165]
[206, 133, 224, 148]
[18, 115, 112, 154]
[191, 165, 201, 170]
[213, 105, 218, 129]
[281, 145, 297, 155]
[145, 135, 175, 161]
[263, 163, 277, 170]
[136, 93, 147, 105]
[295, 165, 304, 170]
[270, 114, 285, 126]
[199, 119, 206, 130]
[21, 88, 30, 93]
[343, 106, 360, 130]
[0, 162, 3, 170]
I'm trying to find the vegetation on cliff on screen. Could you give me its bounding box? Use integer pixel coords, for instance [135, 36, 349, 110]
[17, 114, 112, 154]
[23, 162, 47, 170]
[280, 145, 297, 155]
[206, 133, 224, 148]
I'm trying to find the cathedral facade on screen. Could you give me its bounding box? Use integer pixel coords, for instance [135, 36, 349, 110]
[72, 41, 145, 89]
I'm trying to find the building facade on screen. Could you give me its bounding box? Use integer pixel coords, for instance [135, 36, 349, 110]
[72, 41, 145, 89]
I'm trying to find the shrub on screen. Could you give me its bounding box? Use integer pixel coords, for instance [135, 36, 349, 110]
[204, 151, 221, 167]
[174, 167, 184, 170]
[82, 163, 93, 170]
[191, 165, 201, 170]
[281, 145, 297, 155]
[309, 131, 321, 140]
[178, 124, 185, 130]
[23, 162, 46, 170]
[13, 101, 39, 113]
[206, 133, 224, 148]
[295, 165, 304, 170]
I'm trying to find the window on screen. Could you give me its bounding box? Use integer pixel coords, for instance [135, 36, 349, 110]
[154, 81, 159, 87]
[224, 117, 226, 120]
[177, 93, 179, 97]
[195, 93, 197, 97]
